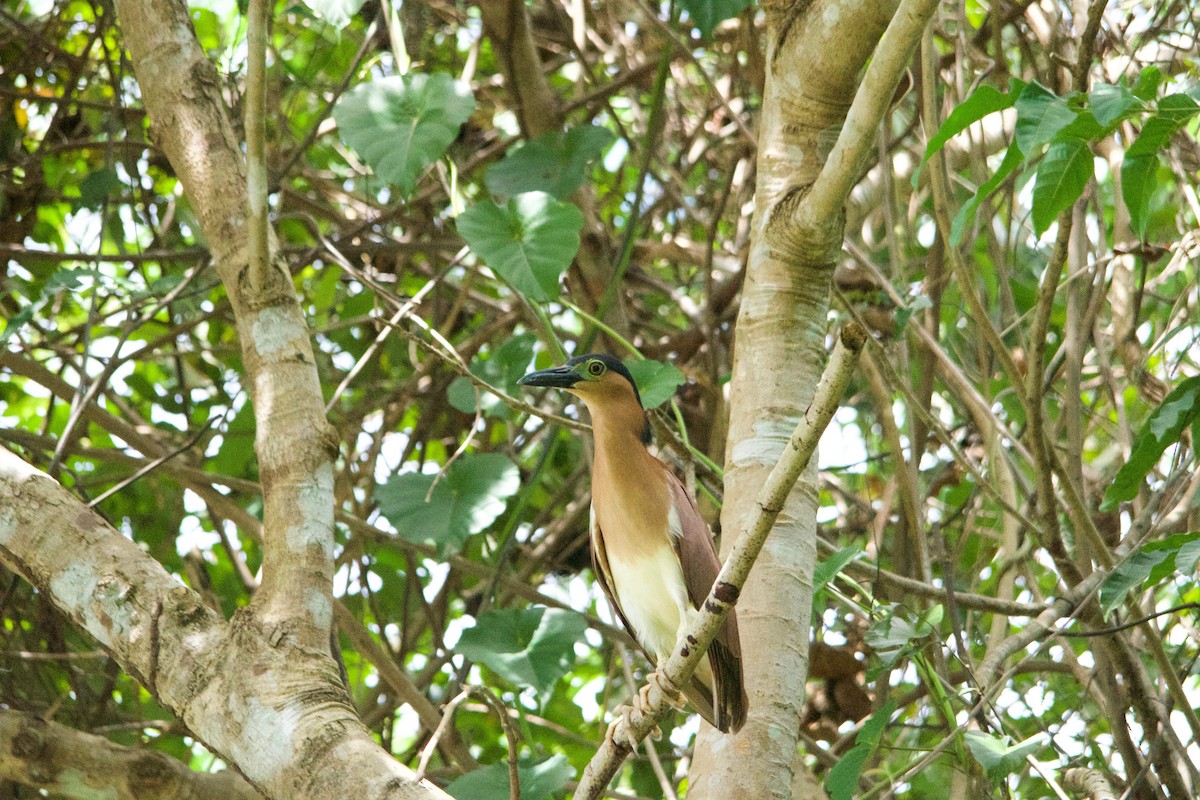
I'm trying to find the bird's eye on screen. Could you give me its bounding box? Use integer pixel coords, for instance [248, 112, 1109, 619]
[587, 360, 606, 377]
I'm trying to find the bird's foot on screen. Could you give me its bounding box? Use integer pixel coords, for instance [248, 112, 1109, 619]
[639, 669, 685, 712]
[605, 706, 659, 751]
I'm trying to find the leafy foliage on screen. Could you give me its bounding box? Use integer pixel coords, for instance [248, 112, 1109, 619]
[1099, 532, 1200, 614]
[964, 732, 1047, 781]
[825, 701, 894, 800]
[3, 0, 1199, 797]
[624, 359, 687, 409]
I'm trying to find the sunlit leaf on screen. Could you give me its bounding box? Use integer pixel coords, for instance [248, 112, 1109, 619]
[457, 192, 583, 302]
[966, 732, 1046, 779]
[456, 607, 588, 695]
[333, 73, 475, 195]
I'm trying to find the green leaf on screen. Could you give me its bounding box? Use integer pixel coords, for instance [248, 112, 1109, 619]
[679, 0, 752, 37]
[825, 701, 894, 800]
[1099, 532, 1200, 614]
[447, 333, 537, 417]
[1031, 140, 1093, 235]
[1127, 95, 1200, 157]
[456, 607, 587, 695]
[377, 453, 520, 553]
[1121, 152, 1159, 240]
[1132, 66, 1163, 100]
[45, 267, 96, 292]
[457, 193, 583, 302]
[865, 605, 938, 667]
[624, 359, 685, 409]
[486, 125, 614, 199]
[950, 141, 1024, 246]
[923, 84, 1018, 164]
[1089, 83, 1141, 127]
[78, 168, 122, 210]
[0, 300, 38, 343]
[1176, 537, 1200, 574]
[446, 755, 574, 800]
[1014, 82, 1077, 154]
[964, 0, 986, 28]
[333, 73, 475, 195]
[298, 0, 365, 27]
[965, 732, 1046, 779]
[1102, 376, 1200, 510]
[814, 546, 861, 593]
[1120, 95, 1200, 237]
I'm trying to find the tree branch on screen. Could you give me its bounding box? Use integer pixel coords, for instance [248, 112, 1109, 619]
[113, 0, 338, 653]
[0, 709, 260, 800]
[0, 448, 454, 800]
[798, 0, 940, 230]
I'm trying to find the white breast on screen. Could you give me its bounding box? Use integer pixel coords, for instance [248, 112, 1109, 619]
[608, 545, 691, 663]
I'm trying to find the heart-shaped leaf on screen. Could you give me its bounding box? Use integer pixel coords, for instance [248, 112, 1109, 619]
[456, 607, 588, 695]
[334, 73, 475, 195]
[457, 192, 582, 301]
[376, 453, 519, 554]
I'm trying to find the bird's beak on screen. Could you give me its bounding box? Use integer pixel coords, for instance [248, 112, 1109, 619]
[518, 364, 582, 389]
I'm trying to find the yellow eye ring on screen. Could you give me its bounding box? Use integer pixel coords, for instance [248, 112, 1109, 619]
[587, 360, 606, 377]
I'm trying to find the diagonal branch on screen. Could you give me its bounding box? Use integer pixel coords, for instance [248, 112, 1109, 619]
[798, 0, 941, 230]
[573, 323, 867, 799]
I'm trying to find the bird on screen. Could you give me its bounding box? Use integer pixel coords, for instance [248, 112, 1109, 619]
[519, 353, 747, 733]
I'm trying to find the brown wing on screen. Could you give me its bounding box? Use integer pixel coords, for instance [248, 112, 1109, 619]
[590, 508, 723, 728]
[666, 475, 749, 733]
